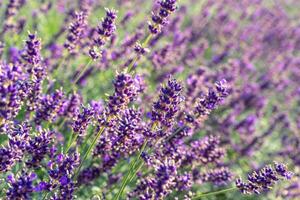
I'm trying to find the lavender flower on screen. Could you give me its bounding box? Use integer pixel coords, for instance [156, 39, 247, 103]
[199, 167, 232, 185]
[190, 135, 225, 165]
[72, 104, 95, 137]
[6, 171, 37, 199]
[22, 33, 42, 68]
[134, 42, 150, 56]
[1, 0, 24, 34]
[35, 89, 64, 124]
[64, 11, 87, 53]
[151, 76, 183, 128]
[0, 122, 31, 172]
[148, 0, 178, 34]
[187, 79, 229, 124]
[107, 72, 138, 115]
[26, 130, 55, 168]
[111, 108, 142, 154]
[0, 63, 26, 125]
[60, 92, 82, 118]
[129, 159, 177, 199]
[89, 8, 117, 60]
[47, 153, 80, 199]
[236, 162, 293, 194]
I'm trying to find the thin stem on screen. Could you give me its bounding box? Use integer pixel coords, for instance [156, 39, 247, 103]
[64, 132, 78, 154]
[192, 187, 237, 199]
[126, 34, 152, 73]
[73, 125, 106, 179]
[114, 139, 148, 200]
[73, 59, 93, 87]
[114, 122, 157, 200]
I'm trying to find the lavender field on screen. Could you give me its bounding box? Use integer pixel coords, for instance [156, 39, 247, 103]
[0, 0, 299, 199]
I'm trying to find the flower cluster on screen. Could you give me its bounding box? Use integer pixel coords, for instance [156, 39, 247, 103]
[0, 0, 298, 199]
[0, 122, 31, 172]
[72, 104, 95, 137]
[6, 171, 37, 199]
[148, 0, 178, 34]
[35, 89, 64, 124]
[236, 162, 293, 194]
[107, 72, 138, 115]
[151, 76, 183, 128]
[64, 12, 88, 53]
[89, 8, 117, 60]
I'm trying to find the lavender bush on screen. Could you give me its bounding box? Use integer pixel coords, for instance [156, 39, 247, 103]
[0, 0, 299, 199]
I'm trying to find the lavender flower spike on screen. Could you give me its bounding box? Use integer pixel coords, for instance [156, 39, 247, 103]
[148, 0, 178, 34]
[236, 162, 293, 194]
[89, 8, 117, 60]
[151, 76, 183, 128]
[64, 11, 88, 53]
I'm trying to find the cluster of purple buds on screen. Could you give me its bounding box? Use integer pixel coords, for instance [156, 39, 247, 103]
[89, 8, 117, 60]
[60, 92, 82, 118]
[26, 129, 55, 168]
[134, 42, 150, 56]
[236, 162, 293, 194]
[22, 33, 42, 69]
[6, 171, 37, 199]
[35, 89, 64, 124]
[112, 108, 142, 154]
[0, 63, 26, 127]
[190, 135, 225, 164]
[72, 104, 95, 137]
[199, 167, 232, 185]
[47, 153, 80, 198]
[1, 0, 24, 34]
[129, 159, 177, 199]
[175, 172, 193, 191]
[148, 0, 178, 34]
[187, 79, 229, 124]
[0, 122, 31, 172]
[64, 11, 87, 53]
[151, 76, 183, 128]
[107, 72, 138, 115]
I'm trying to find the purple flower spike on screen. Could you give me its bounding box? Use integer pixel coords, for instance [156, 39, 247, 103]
[64, 11, 88, 53]
[148, 0, 178, 34]
[89, 8, 117, 60]
[151, 76, 183, 128]
[236, 162, 293, 194]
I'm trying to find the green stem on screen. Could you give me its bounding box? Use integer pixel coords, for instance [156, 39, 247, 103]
[114, 122, 157, 200]
[73, 59, 93, 87]
[64, 132, 78, 154]
[126, 34, 152, 73]
[192, 187, 237, 199]
[73, 125, 106, 179]
[113, 139, 148, 200]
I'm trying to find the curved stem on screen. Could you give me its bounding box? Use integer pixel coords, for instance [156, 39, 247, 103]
[114, 122, 157, 200]
[73, 125, 106, 179]
[114, 139, 148, 200]
[192, 187, 237, 199]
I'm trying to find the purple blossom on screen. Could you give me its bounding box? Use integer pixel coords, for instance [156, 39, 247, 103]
[26, 130, 55, 168]
[236, 162, 293, 194]
[35, 89, 64, 124]
[72, 104, 95, 137]
[148, 0, 178, 34]
[89, 8, 117, 60]
[199, 167, 232, 185]
[151, 76, 183, 128]
[64, 11, 87, 53]
[107, 72, 138, 115]
[6, 171, 37, 199]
